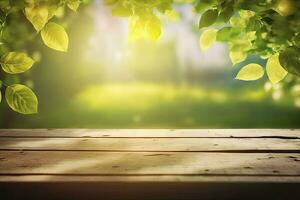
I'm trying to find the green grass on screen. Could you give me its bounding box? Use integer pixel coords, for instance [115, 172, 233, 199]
[10, 83, 300, 128]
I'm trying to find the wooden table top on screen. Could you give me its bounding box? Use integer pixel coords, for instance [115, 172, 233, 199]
[0, 129, 299, 199]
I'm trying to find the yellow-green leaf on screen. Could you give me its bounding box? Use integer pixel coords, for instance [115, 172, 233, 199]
[1, 52, 34, 74]
[266, 54, 288, 84]
[128, 13, 161, 42]
[41, 22, 69, 52]
[236, 63, 264, 81]
[128, 15, 146, 40]
[279, 47, 300, 76]
[67, 0, 81, 12]
[199, 9, 218, 28]
[239, 10, 255, 20]
[47, 4, 60, 20]
[229, 51, 247, 64]
[111, 3, 132, 17]
[25, 4, 49, 31]
[5, 84, 38, 114]
[54, 6, 65, 18]
[146, 15, 161, 42]
[199, 29, 217, 51]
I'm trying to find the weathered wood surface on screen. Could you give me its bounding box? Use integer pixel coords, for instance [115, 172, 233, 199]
[0, 138, 299, 151]
[0, 151, 299, 175]
[0, 129, 299, 200]
[0, 129, 299, 138]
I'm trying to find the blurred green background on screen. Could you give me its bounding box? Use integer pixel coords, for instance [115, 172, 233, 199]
[0, 1, 300, 128]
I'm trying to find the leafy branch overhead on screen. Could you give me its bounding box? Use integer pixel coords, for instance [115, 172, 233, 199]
[0, 0, 80, 114]
[196, 0, 299, 84]
[106, 0, 300, 84]
[0, 0, 300, 115]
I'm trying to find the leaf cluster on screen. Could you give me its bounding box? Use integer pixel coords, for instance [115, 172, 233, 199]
[1, 0, 300, 114]
[0, 0, 81, 114]
[106, 0, 300, 84]
[105, 0, 175, 41]
[196, 0, 300, 83]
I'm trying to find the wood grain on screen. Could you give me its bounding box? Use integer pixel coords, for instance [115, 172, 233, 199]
[0, 129, 299, 183]
[0, 151, 299, 175]
[0, 129, 299, 199]
[0, 129, 299, 138]
[0, 137, 299, 151]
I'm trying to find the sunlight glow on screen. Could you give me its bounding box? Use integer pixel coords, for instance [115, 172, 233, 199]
[73, 83, 267, 111]
[85, 1, 230, 74]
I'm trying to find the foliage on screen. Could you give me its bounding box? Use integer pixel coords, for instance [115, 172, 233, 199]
[5, 84, 38, 114]
[195, 0, 300, 83]
[1, 0, 300, 114]
[0, 0, 81, 114]
[105, 0, 171, 41]
[235, 64, 264, 81]
[199, 28, 217, 50]
[41, 22, 69, 52]
[106, 0, 300, 83]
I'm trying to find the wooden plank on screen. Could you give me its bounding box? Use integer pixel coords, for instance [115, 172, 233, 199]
[0, 152, 299, 175]
[0, 129, 299, 200]
[0, 129, 299, 138]
[0, 138, 299, 151]
[1, 175, 300, 183]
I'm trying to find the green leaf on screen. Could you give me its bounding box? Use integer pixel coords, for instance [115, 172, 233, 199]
[229, 51, 247, 65]
[235, 63, 264, 81]
[111, 3, 132, 17]
[230, 39, 252, 52]
[128, 15, 146, 40]
[294, 34, 300, 48]
[47, 3, 60, 20]
[194, 0, 216, 13]
[279, 47, 300, 76]
[246, 18, 261, 32]
[245, 31, 256, 41]
[157, 2, 172, 13]
[25, 4, 49, 31]
[199, 9, 218, 29]
[146, 14, 161, 42]
[41, 22, 69, 52]
[1, 52, 34, 74]
[67, 0, 81, 11]
[128, 13, 162, 42]
[216, 27, 240, 42]
[199, 29, 217, 51]
[239, 10, 255, 20]
[217, 6, 234, 23]
[230, 17, 246, 29]
[266, 54, 288, 84]
[0, 90, 1, 103]
[5, 84, 38, 114]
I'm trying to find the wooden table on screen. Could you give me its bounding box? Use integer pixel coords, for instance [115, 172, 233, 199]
[0, 129, 299, 200]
